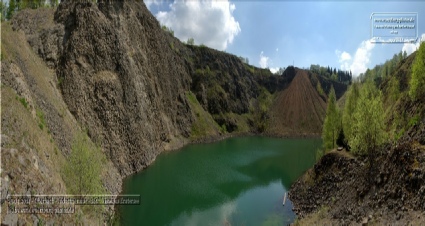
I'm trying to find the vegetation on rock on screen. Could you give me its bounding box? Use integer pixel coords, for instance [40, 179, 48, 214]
[347, 81, 386, 156]
[322, 86, 340, 150]
[292, 40, 425, 225]
[409, 42, 425, 100]
[63, 131, 105, 195]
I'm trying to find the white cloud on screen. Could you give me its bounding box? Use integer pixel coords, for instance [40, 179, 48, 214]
[172, 201, 236, 226]
[335, 50, 351, 71]
[145, 0, 160, 9]
[155, 0, 241, 50]
[259, 51, 269, 68]
[402, 33, 425, 55]
[340, 51, 352, 61]
[336, 39, 375, 76]
[259, 51, 279, 73]
[270, 67, 279, 73]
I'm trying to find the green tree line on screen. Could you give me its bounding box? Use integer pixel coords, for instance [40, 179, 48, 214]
[409, 41, 425, 100]
[321, 79, 387, 158]
[1, 0, 59, 21]
[358, 50, 408, 86]
[321, 42, 424, 158]
[310, 64, 352, 84]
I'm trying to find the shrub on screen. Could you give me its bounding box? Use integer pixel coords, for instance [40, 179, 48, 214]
[409, 42, 425, 100]
[316, 82, 325, 96]
[342, 83, 360, 149]
[161, 25, 174, 36]
[17, 96, 28, 108]
[36, 109, 46, 130]
[187, 38, 194, 45]
[63, 131, 105, 195]
[322, 86, 340, 150]
[348, 82, 387, 156]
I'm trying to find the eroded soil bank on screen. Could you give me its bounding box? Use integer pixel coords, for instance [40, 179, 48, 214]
[290, 132, 425, 225]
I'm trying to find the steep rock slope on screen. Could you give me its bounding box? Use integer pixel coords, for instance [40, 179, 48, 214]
[1, 22, 121, 225]
[267, 69, 327, 136]
[54, 1, 197, 176]
[7, 0, 297, 178]
[185, 45, 291, 133]
[9, 0, 199, 176]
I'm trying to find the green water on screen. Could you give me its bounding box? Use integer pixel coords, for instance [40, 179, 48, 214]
[119, 136, 321, 226]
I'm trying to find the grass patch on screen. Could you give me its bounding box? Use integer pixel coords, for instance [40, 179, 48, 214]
[220, 124, 227, 133]
[36, 109, 46, 130]
[216, 112, 251, 133]
[316, 81, 325, 96]
[316, 148, 325, 161]
[57, 76, 64, 87]
[1, 49, 6, 60]
[16, 96, 29, 109]
[186, 90, 197, 104]
[408, 114, 420, 127]
[244, 64, 255, 74]
[250, 87, 273, 132]
[186, 91, 221, 140]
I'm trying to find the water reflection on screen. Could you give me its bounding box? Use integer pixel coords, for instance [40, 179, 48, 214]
[119, 137, 321, 225]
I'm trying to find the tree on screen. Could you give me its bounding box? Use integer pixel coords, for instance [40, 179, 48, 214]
[63, 132, 105, 195]
[398, 51, 403, 63]
[336, 128, 348, 149]
[322, 86, 340, 150]
[348, 82, 386, 156]
[342, 82, 360, 151]
[6, 0, 16, 20]
[0, 1, 7, 21]
[316, 81, 325, 96]
[161, 25, 174, 36]
[187, 37, 194, 45]
[275, 67, 285, 75]
[409, 42, 425, 100]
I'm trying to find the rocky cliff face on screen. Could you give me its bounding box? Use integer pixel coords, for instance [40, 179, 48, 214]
[12, 1, 196, 176]
[7, 0, 348, 178]
[54, 0, 196, 176]
[8, 0, 288, 178]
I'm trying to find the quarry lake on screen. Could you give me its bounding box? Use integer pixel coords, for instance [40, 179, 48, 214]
[119, 136, 321, 225]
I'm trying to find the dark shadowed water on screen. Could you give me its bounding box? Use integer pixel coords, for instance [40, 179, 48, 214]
[119, 136, 321, 226]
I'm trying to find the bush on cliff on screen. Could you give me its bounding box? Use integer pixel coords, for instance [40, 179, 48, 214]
[63, 131, 105, 195]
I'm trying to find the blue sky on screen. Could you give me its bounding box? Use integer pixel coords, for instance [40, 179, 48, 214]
[146, 0, 425, 76]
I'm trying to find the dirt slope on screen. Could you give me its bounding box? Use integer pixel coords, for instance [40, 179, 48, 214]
[290, 142, 425, 225]
[267, 69, 327, 136]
